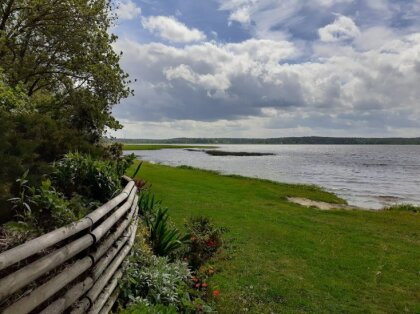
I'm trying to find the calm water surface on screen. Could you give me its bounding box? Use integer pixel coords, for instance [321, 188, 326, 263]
[126, 145, 420, 209]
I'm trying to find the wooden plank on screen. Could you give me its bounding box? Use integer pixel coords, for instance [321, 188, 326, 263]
[89, 220, 137, 302]
[0, 218, 91, 272]
[0, 179, 138, 312]
[3, 257, 93, 314]
[121, 175, 132, 182]
[87, 181, 135, 224]
[0, 181, 134, 271]
[39, 277, 94, 314]
[98, 287, 120, 314]
[91, 190, 137, 243]
[88, 270, 122, 314]
[69, 298, 90, 314]
[0, 234, 94, 301]
[90, 202, 137, 263]
[75, 219, 138, 310]
[92, 227, 131, 281]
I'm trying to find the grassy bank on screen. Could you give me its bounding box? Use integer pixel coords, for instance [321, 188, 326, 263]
[122, 144, 216, 150]
[129, 162, 420, 313]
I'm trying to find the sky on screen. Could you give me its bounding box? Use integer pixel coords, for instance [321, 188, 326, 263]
[110, 0, 420, 139]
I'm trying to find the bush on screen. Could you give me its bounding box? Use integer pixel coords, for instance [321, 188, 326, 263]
[7, 173, 97, 236]
[52, 152, 134, 202]
[185, 216, 224, 269]
[120, 227, 193, 311]
[3, 152, 134, 245]
[129, 255, 191, 305]
[145, 207, 189, 259]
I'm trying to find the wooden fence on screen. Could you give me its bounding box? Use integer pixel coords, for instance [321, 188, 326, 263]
[0, 176, 139, 314]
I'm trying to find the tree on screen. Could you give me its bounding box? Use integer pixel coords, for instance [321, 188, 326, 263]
[0, 0, 131, 141]
[0, 1, 132, 220]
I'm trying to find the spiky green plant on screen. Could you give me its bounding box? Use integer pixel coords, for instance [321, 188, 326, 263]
[145, 206, 188, 258]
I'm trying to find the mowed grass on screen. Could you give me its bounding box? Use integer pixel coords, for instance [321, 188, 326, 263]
[129, 162, 420, 313]
[122, 144, 216, 150]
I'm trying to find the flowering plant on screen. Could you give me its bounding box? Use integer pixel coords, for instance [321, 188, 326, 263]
[184, 216, 225, 269]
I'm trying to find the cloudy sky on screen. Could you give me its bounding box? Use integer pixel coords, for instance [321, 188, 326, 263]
[111, 0, 420, 138]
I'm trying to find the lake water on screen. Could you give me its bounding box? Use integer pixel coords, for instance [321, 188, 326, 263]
[126, 145, 420, 209]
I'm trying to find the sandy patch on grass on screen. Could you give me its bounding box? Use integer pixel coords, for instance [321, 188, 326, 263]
[287, 197, 361, 210]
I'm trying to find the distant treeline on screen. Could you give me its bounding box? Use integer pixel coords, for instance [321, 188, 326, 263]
[115, 137, 420, 145]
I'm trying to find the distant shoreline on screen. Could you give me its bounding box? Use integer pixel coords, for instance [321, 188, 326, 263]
[115, 136, 420, 145]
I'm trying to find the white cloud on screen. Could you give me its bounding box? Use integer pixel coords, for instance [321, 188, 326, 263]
[141, 16, 206, 43]
[113, 32, 420, 137]
[354, 26, 397, 50]
[229, 6, 252, 24]
[318, 15, 361, 42]
[112, 117, 319, 139]
[116, 0, 141, 20]
[317, 0, 354, 6]
[111, 0, 420, 136]
[219, 0, 357, 40]
[165, 64, 231, 93]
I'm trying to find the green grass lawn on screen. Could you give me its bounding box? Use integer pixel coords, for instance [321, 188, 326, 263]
[122, 144, 216, 150]
[129, 162, 420, 313]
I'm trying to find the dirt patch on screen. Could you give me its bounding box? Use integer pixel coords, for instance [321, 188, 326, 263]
[287, 197, 361, 210]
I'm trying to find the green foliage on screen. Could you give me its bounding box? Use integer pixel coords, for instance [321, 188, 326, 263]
[138, 191, 189, 258]
[3, 152, 134, 242]
[138, 191, 160, 216]
[28, 179, 78, 229]
[0, 0, 132, 218]
[184, 216, 224, 269]
[0, 70, 30, 112]
[103, 142, 124, 160]
[124, 254, 191, 307]
[8, 173, 93, 235]
[52, 152, 134, 202]
[385, 204, 419, 213]
[0, 0, 131, 141]
[119, 227, 193, 311]
[0, 92, 105, 221]
[139, 195, 188, 258]
[146, 207, 189, 258]
[123, 302, 178, 314]
[119, 189, 217, 312]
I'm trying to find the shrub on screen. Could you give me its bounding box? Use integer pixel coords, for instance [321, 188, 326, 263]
[8, 176, 95, 235]
[145, 207, 189, 258]
[28, 179, 78, 229]
[52, 152, 134, 202]
[138, 191, 160, 218]
[4, 152, 134, 241]
[185, 216, 224, 269]
[120, 228, 193, 311]
[138, 192, 188, 258]
[130, 255, 191, 305]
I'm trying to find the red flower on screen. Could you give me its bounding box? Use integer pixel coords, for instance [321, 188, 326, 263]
[195, 283, 200, 289]
[192, 277, 199, 283]
[206, 241, 217, 247]
[213, 290, 220, 297]
[202, 283, 208, 288]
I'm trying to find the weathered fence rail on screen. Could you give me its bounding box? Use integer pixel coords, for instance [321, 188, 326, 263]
[0, 177, 139, 314]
